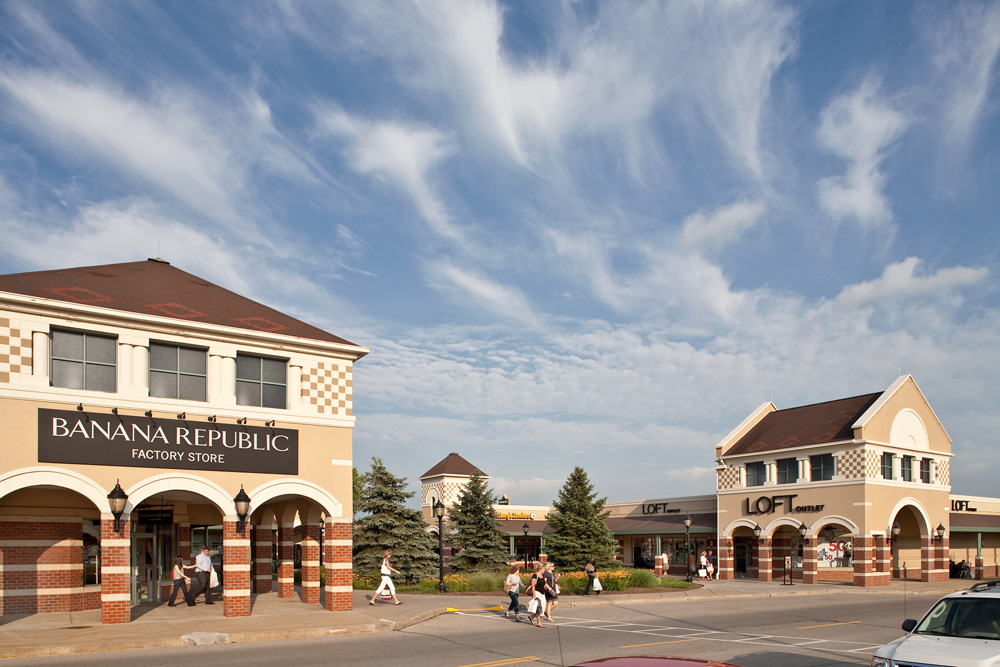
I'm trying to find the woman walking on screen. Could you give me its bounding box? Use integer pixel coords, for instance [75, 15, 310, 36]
[504, 565, 523, 621]
[543, 562, 560, 622]
[167, 556, 196, 607]
[371, 549, 402, 605]
[527, 562, 549, 627]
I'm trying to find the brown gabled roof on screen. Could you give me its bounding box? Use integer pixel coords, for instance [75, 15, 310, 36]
[0, 259, 362, 349]
[725, 392, 883, 456]
[420, 452, 485, 479]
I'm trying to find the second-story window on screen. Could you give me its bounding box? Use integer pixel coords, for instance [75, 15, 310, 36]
[901, 456, 913, 482]
[149, 343, 207, 401]
[776, 458, 798, 484]
[881, 452, 893, 479]
[746, 461, 766, 487]
[236, 354, 286, 409]
[810, 454, 835, 481]
[50, 329, 117, 392]
[920, 458, 932, 484]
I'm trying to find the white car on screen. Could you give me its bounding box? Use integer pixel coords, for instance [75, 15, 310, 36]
[872, 582, 1000, 667]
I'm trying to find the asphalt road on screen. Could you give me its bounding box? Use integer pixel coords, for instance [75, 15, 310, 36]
[6, 592, 942, 667]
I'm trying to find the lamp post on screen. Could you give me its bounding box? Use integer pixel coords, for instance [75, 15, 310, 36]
[796, 522, 807, 586]
[522, 522, 530, 570]
[890, 521, 901, 579]
[433, 500, 446, 593]
[233, 485, 251, 536]
[107, 480, 128, 535]
[683, 514, 693, 582]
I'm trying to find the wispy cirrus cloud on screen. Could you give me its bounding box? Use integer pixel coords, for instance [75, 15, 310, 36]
[816, 76, 909, 230]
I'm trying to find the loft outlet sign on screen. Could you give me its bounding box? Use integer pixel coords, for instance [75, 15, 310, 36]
[37, 408, 298, 474]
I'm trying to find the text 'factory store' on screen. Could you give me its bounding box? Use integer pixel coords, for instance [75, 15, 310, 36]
[0, 259, 368, 623]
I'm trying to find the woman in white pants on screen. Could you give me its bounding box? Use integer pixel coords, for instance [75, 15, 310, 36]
[370, 549, 402, 605]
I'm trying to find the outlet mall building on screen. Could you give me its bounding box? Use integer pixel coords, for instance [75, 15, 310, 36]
[423, 376, 1000, 586]
[0, 260, 367, 623]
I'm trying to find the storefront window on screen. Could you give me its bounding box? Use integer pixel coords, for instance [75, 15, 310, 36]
[816, 536, 853, 568]
[236, 354, 287, 408]
[83, 530, 100, 585]
[51, 329, 117, 392]
[149, 342, 207, 401]
[902, 456, 913, 482]
[920, 458, 931, 483]
[810, 454, 834, 481]
[881, 452, 893, 479]
[746, 462, 766, 487]
[776, 458, 798, 484]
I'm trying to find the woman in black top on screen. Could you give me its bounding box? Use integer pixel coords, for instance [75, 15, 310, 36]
[527, 562, 549, 627]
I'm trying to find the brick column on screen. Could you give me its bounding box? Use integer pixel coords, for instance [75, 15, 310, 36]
[654, 555, 664, 576]
[100, 514, 131, 624]
[920, 537, 933, 582]
[277, 523, 295, 598]
[718, 537, 734, 580]
[300, 523, 321, 604]
[975, 556, 984, 580]
[253, 525, 273, 594]
[852, 536, 875, 587]
[324, 519, 352, 612]
[222, 519, 251, 618]
[802, 537, 818, 584]
[927, 537, 949, 583]
[177, 523, 191, 560]
[756, 539, 772, 582]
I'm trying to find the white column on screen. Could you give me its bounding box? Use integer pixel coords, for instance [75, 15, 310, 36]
[209, 347, 237, 405]
[31, 331, 49, 384]
[287, 358, 303, 409]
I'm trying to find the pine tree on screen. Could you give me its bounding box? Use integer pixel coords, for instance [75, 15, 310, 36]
[545, 466, 618, 570]
[447, 472, 510, 572]
[352, 467, 365, 520]
[353, 457, 438, 581]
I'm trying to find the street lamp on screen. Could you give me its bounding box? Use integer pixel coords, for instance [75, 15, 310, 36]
[890, 521, 901, 580]
[433, 500, 446, 593]
[683, 514, 693, 582]
[107, 480, 128, 534]
[522, 522, 530, 570]
[796, 522, 807, 586]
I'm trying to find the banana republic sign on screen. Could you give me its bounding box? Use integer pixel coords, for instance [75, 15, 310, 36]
[37, 408, 298, 474]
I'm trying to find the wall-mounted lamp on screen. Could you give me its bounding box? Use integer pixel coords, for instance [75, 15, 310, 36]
[107, 480, 128, 534]
[208, 415, 217, 423]
[233, 485, 251, 535]
[753, 523, 762, 539]
[177, 412, 186, 420]
[77, 404, 84, 411]
[889, 521, 901, 545]
[144, 410, 153, 418]
[236, 417, 248, 425]
[111, 407, 119, 415]
[933, 523, 946, 542]
[265, 420, 276, 427]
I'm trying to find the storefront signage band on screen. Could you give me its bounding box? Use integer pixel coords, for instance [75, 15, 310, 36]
[952, 500, 977, 512]
[37, 408, 298, 475]
[499, 512, 536, 520]
[742, 494, 825, 516]
[642, 502, 681, 515]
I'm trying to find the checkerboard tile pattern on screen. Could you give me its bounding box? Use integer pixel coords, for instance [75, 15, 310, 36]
[838, 448, 866, 479]
[866, 449, 882, 479]
[717, 466, 742, 491]
[300, 361, 352, 416]
[937, 459, 950, 486]
[0, 318, 33, 384]
[422, 480, 468, 507]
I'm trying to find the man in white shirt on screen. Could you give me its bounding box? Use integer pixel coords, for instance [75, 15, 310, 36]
[193, 546, 215, 604]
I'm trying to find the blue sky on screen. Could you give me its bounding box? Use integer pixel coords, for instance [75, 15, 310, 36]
[1, 1, 998, 507]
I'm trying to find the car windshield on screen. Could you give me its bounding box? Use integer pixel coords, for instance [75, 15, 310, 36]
[915, 597, 1000, 640]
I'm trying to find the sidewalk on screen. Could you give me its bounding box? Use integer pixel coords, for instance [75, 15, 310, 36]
[0, 579, 973, 659]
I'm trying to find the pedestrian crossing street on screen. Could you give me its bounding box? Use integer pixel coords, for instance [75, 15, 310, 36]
[453, 610, 884, 657]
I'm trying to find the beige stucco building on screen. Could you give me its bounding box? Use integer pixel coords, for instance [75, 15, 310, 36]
[0, 259, 367, 622]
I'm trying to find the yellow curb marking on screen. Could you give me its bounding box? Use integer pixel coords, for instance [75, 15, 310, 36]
[453, 657, 538, 667]
[446, 606, 504, 612]
[621, 638, 699, 648]
[797, 620, 861, 629]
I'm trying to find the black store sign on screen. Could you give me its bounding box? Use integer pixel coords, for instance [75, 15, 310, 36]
[38, 408, 298, 474]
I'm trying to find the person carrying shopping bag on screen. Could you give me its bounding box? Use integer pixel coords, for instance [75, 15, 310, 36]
[504, 565, 523, 621]
[526, 562, 549, 627]
[370, 549, 402, 605]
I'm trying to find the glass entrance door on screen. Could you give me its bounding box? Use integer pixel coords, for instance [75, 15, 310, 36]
[132, 532, 159, 604]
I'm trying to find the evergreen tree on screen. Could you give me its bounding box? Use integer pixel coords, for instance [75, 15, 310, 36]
[545, 466, 617, 570]
[447, 472, 510, 572]
[353, 457, 438, 580]
[352, 467, 365, 520]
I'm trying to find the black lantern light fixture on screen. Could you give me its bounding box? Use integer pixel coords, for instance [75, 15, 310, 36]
[933, 523, 946, 542]
[796, 522, 808, 586]
[177, 412, 186, 420]
[107, 480, 128, 534]
[433, 500, 446, 592]
[890, 521, 901, 545]
[233, 485, 251, 535]
[753, 523, 762, 540]
[683, 514, 693, 582]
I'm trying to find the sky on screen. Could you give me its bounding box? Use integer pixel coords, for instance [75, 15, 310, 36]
[1, 1, 998, 508]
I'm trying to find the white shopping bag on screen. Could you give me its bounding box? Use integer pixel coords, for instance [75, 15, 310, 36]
[526, 597, 539, 614]
[592, 577, 602, 591]
[209, 568, 219, 588]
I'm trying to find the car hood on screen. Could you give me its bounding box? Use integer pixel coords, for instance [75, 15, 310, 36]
[880, 634, 1000, 666]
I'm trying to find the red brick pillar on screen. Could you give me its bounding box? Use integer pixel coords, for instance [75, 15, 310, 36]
[223, 519, 250, 618]
[277, 523, 295, 599]
[920, 537, 933, 582]
[654, 555, 664, 576]
[177, 523, 191, 561]
[852, 536, 874, 587]
[873, 535, 890, 586]
[929, 537, 949, 583]
[301, 523, 321, 604]
[756, 539, 772, 582]
[975, 556, 984, 580]
[101, 514, 131, 624]
[324, 519, 352, 612]
[253, 525, 273, 594]
[718, 537, 733, 580]
[802, 537, 818, 584]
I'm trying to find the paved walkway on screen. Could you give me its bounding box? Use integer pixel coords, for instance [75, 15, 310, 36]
[0, 579, 975, 659]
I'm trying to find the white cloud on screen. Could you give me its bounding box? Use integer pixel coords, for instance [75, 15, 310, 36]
[427, 260, 540, 327]
[834, 257, 988, 311]
[312, 107, 462, 242]
[680, 200, 766, 253]
[816, 76, 908, 229]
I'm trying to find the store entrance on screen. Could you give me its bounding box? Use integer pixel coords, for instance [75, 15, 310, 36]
[733, 538, 752, 577]
[132, 532, 159, 604]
